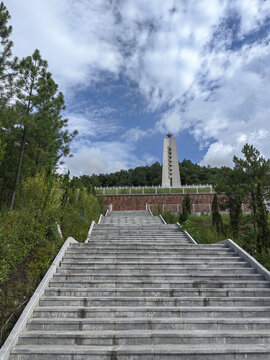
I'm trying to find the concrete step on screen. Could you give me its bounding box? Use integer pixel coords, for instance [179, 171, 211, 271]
[57, 267, 255, 275]
[56, 268, 257, 276]
[32, 306, 270, 319]
[10, 344, 270, 360]
[27, 317, 270, 332]
[52, 273, 264, 282]
[49, 280, 270, 289]
[39, 296, 270, 307]
[44, 287, 270, 298]
[62, 255, 241, 261]
[70, 243, 227, 249]
[17, 329, 270, 346]
[65, 249, 234, 256]
[7, 210, 270, 359]
[60, 258, 247, 265]
[59, 262, 250, 270]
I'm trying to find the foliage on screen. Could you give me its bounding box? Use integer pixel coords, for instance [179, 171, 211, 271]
[179, 194, 192, 223]
[233, 143, 270, 226]
[0, 172, 62, 284]
[79, 160, 222, 188]
[255, 180, 269, 253]
[211, 193, 223, 234]
[160, 210, 179, 224]
[214, 144, 270, 241]
[0, 2, 77, 209]
[0, 171, 103, 345]
[0, 1, 17, 106]
[213, 166, 244, 237]
[60, 185, 102, 242]
[8, 49, 76, 210]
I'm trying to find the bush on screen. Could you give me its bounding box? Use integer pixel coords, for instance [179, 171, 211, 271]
[60, 187, 102, 242]
[179, 194, 192, 223]
[0, 172, 103, 345]
[162, 210, 179, 224]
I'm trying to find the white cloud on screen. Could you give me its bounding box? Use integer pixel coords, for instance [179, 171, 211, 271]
[60, 141, 135, 176]
[60, 139, 157, 177]
[160, 34, 270, 166]
[232, 0, 270, 35]
[8, 0, 122, 90]
[156, 108, 186, 135]
[67, 112, 121, 139]
[122, 127, 148, 142]
[201, 141, 236, 167]
[7, 0, 270, 171]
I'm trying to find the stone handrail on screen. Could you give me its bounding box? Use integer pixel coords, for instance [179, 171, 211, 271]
[223, 239, 270, 282]
[176, 222, 198, 244]
[159, 214, 167, 224]
[85, 221, 95, 243]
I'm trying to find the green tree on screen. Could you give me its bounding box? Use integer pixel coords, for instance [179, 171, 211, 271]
[214, 166, 244, 238]
[0, 106, 21, 206]
[9, 49, 71, 210]
[233, 144, 270, 228]
[228, 190, 243, 238]
[179, 194, 192, 223]
[211, 193, 223, 234]
[0, 1, 17, 107]
[0, 2, 17, 167]
[255, 180, 269, 253]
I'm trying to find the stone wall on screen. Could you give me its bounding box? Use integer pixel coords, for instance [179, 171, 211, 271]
[101, 194, 251, 213]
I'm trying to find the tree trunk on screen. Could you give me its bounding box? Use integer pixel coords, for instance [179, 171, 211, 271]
[35, 148, 41, 175]
[9, 126, 27, 211]
[251, 191, 256, 228]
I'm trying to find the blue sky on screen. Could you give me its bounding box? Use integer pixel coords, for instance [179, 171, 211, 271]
[7, 0, 270, 176]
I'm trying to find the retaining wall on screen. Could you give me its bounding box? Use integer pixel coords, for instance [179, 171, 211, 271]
[100, 194, 251, 213]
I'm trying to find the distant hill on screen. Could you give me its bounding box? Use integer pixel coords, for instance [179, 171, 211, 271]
[76, 160, 223, 188]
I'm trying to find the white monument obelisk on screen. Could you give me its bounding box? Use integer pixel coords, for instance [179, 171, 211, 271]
[162, 133, 181, 187]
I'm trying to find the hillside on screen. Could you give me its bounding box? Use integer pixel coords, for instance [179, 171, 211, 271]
[78, 160, 222, 188]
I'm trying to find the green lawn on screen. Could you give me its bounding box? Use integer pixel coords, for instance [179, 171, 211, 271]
[95, 186, 214, 195]
[144, 188, 156, 194]
[118, 188, 130, 194]
[131, 188, 143, 194]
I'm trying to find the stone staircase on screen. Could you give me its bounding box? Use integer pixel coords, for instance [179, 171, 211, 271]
[5, 210, 270, 359]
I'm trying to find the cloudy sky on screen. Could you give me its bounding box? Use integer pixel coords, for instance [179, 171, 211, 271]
[7, 0, 270, 176]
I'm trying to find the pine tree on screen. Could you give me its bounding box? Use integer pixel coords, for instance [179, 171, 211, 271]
[9, 49, 75, 210]
[0, 1, 17, 107]
[213, 166, 244, 238]
[255, 180, 269, 253]
[179, 194, 192, 223]
[0, 2, 17, 167]
[233, 144, 270, 228]
[228, 191, 243, 238]
[211, 193, 223, 234]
